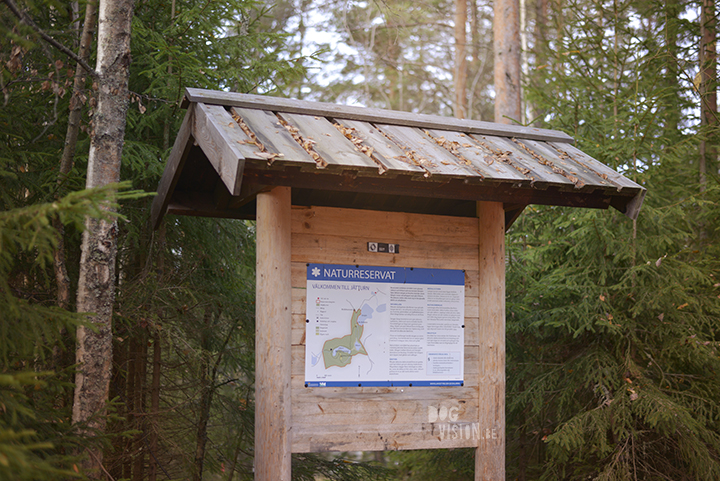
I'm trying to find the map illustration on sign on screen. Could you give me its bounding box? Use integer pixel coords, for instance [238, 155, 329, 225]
[305, 264, 464, 387]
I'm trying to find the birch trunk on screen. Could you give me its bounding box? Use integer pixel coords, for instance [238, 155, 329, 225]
[54, 0, 97, 311]
[72, 0, 135, 477]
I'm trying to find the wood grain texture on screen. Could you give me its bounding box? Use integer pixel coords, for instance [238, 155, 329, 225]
[230, 107, 316, 165]
[291, 206, 480, 245]
[292, 422, 485, 452]
[185, 88, 575, 143]
[193, 103, 246, 195]
[255, 187, 292, 480]
[515, 138, 609, 189]
[337, 119, 426, 174]
[377, 124, 482, 177]
[291, 233, 477, 269]
[475, 201, 506, 480]
[280, 112, 378, 169]
[475, 135, 575, 188]
[548, 141, 640, 190]
[289, 205, 484, 453]
[426, 129, 529, 181]
[151, 105, 195, 229]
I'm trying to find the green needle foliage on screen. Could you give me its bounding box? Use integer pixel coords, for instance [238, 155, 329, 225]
[0, 185, 138, 480]
[506, 0, 720, 479]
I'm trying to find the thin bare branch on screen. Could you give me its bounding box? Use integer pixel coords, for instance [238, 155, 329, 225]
[2, 0, 99, 79]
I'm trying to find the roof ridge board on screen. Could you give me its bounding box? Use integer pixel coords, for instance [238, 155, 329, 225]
[184, 88, 574, 144]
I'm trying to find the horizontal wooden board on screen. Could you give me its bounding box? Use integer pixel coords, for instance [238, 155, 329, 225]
[291, 422, 491, 452]
[292, 397, 479, 426]
[290, 206, 479, 245]
[291, 233, 478, 269]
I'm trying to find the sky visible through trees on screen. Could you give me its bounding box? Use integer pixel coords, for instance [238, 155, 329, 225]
[0, 0, 719, 479]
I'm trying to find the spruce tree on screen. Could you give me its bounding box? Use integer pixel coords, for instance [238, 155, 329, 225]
[507, 0, 720, 478]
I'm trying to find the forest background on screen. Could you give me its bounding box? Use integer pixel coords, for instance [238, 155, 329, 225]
[1, 0, 719, 479]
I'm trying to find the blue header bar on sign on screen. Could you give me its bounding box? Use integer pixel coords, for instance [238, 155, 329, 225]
[307, 263, 464, 286]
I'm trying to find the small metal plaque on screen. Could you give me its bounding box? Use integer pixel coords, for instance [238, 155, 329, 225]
[367, 242, 400, 253]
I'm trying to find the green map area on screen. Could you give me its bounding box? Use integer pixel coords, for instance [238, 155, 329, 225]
[323, 309, 368, 368]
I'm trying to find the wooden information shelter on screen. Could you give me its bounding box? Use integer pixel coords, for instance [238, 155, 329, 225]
[152, 88, 645, 480]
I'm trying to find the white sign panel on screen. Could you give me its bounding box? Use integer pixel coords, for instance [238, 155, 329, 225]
[305, 263, 465, 387]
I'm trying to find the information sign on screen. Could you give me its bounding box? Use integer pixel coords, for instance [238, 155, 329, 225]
[305, 263, 465, 387]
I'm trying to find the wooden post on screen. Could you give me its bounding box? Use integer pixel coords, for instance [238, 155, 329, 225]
[255, 186, 292, 480]
[475, 201, 505, 480]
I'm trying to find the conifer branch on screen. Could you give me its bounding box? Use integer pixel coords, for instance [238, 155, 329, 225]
[2, 0, 99, 79]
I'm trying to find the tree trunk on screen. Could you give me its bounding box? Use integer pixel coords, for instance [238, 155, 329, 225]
[699, 0, 717, 190]
[54, 0, 97, 312]
[72, 0, 135, 477]
[531, 0, 549, 126]
[494, 0, 521, 123]
[454, 0, 468, 118]
[132, 330, 147, 481]
[148, 330, 162, 481]
[124, 336, 137, 479]
[193, 312, 214, 481]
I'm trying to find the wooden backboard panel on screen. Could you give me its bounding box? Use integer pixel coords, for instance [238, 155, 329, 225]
[289, 205, 484, 452]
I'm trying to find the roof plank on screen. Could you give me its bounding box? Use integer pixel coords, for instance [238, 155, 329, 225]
[279, 112, 379, 170]
[471, 134, 575, 188]
[376, 124, 482, 178]
[513, 138, 611, 191]
[230, 107, 316, 166]
[185, 88, 574, 143]
[425, 129, 529, 181]
[193, 103, 246, 196]
[336, 119, 426, 175]
[548, 142, 641, 191]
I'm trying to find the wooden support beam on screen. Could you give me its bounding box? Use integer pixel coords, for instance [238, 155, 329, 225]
[193, 102, 246, 196]
[255, 187, 292, 481]
[150, 105, 195, 229]
[475, 201, 505, 480]
[503, 203, 527, 230]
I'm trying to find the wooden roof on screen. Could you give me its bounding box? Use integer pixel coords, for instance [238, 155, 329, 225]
[151, 88, 646, 230]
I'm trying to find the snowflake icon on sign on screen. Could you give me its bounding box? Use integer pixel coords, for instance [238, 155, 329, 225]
[311, 267, 321, 277]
